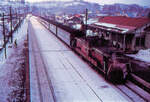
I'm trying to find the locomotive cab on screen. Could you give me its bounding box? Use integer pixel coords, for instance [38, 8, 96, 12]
[91, 47, 129, 83]
[107, 61, 128, 83]
[106, 53, 129, 83]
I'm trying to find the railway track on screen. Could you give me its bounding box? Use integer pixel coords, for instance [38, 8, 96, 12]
[29, 21, 56, 102]
[116, 81, 150, 102]
[58, 53, 104, 102]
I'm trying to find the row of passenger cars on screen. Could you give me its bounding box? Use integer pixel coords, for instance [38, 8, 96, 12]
[37, 16, 150, 90]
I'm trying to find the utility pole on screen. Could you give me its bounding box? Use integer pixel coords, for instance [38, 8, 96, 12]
[85, 8, 88, 36]
[2, 13, 5, 45]
[16, 8, 18, 20]
[10, 7, 13, 43]
[85, 8, 88, 26]
[2, 13, 7, 59]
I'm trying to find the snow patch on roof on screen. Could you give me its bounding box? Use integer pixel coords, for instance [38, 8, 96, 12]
[95, 22, 116, 28]
[87, 18, 98, 25]
[94, 22, 130, 33]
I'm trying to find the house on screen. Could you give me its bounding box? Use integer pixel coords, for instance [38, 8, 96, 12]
[87, 16, 150, 52]
[64, 14, 84, 29]
[66, 14, 83, 24]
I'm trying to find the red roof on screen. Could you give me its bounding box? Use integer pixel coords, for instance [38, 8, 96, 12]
[74, 14, 81, 18]
[99, 16, 150, 28]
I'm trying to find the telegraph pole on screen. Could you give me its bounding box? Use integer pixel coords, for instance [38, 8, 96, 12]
[10, 7, 13, 43]
[2, 13, 7, 59]
[16, 8, 18, 20]
[85, 8, 88, 26]
[85, 8, 88, 36]
[2, 13, 5, 44]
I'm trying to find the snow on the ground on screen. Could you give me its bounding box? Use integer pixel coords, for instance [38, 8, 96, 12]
[13, 16, 29, 45]
[127, 49, 150, 63]
[0, 15, 29, 102]
[0, 15, 29, 66]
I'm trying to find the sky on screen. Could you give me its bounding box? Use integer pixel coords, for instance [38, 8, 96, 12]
[25, 0, 150, 6]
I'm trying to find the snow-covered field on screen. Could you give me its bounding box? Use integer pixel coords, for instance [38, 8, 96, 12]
[0, 16, 28, 102]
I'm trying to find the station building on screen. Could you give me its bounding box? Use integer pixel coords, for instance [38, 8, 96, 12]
[87, 16, 150, 52]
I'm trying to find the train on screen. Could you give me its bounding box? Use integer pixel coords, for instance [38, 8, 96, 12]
[37, 16, 150, 85]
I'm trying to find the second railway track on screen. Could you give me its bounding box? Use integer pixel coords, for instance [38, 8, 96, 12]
[29, 21, 57, 102]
